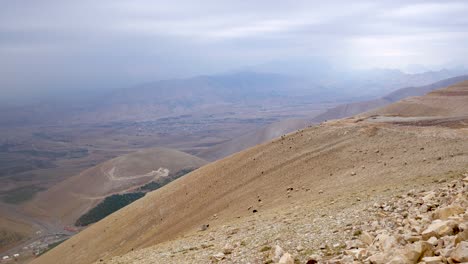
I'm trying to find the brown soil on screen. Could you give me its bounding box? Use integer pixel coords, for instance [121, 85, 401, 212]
[32, 81, 468, 264]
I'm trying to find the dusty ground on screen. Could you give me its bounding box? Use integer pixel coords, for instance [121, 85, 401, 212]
[100, 172, 466, 264]
[33, 119, 468, 264]
[31, 81, 468, 264]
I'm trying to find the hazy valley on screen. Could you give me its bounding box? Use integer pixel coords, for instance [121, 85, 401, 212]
[0, 65, 467, 263]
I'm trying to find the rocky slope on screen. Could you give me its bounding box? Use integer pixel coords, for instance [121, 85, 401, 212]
[32, 81, 468, 264]
[101, 174, 468, 264]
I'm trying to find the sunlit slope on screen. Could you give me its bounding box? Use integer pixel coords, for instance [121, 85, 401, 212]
[366, 80, 468, 117]
[26, 148, 207, 226]
[33, 81, 468, 264]
[313, 75, 468, 122]
[199, 118, 310, 161]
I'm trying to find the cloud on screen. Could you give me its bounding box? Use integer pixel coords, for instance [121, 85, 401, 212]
[0, 0, 467, 101]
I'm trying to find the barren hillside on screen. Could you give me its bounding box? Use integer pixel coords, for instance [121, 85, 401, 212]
[313, 75, 468, 122]
[198, 118, 310, 161]
[25, 148, 207, 227]
[32, 81, 468, 264]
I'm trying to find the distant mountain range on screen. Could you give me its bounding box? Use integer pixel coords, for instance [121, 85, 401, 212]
[0, 68, 466, 126]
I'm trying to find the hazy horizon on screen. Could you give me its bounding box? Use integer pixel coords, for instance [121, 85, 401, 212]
[1, 0, 468, 102]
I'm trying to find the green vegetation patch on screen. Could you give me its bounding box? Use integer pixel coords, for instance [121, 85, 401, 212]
[75, 192, 145, 226]
[74, 168, 196, 227]
[139, 168, 195, 192]
[1, 185, 46, 204]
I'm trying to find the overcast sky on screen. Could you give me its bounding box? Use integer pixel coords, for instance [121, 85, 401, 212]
[1, 0, 468, 101]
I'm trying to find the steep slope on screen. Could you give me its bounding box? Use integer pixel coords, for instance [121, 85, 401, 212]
[25, 148, 207, 227]
[198, 118, 310, 161]
[312, 75, 468, 122]
[199, 76, 468, 162]
[366, 80, 468, 118]
[32, 81, 468, 264]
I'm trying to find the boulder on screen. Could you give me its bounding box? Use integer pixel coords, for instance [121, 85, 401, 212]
[421, 256, 443, 264]
[455, 227, 468, 245]
[421, 220, 458, 240]
[432, 205, 464, 220]
[401, 241, 433, 263]
[367, 252, 391, 264]
[450, 241, 468, 262]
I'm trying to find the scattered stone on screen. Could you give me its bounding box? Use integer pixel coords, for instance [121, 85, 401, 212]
[199, 224, 209, 231]
[211, 252, 225, 261]
[322, 176, 467, 264]
[273, 245, 284, 262]
[278, 253, 294, 264]
[222, 243, 233, 255]
[360, 231, 374, 245]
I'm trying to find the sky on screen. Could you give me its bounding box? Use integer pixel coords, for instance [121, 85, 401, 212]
[1, 0, 468, 101]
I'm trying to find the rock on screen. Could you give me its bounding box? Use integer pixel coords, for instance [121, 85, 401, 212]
[339, 255, 354, 263]
[345, 239, 364, 249]
[199, 224, 209, 231]
[319, 244, 328, 250]
[211, 252, 225, 261]
[455, 226, 468, 245]
[278, 253, 294, 264]
[345, 248, 368, 260]
[360, 231, 374, 245]
[450, 241, 468, 262]
[427, 236, 438, 246]
[296, 245, 304, 252]
[388, 255, 411, 264]
[401, 241, 434, 263]
[273, 245, 284, 262]
[432, 205, 464, 220]
[373, 233, 398, 252]
[222, 243, 233, 255]
[404, 235, 422, 243]
[421, 220, 458, 240]
[367, 252, 390, 264]
[421, 256, 443, 264]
